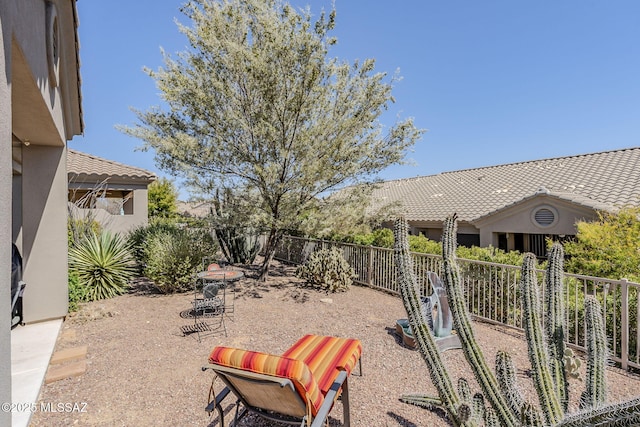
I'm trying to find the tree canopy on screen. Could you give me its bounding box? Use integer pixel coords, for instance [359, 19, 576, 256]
[122, 0, 423, 279]
[147, 177, 179, 218]
[564, 207, 640, 282]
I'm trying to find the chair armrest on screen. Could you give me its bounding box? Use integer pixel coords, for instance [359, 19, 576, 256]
[310, 370, 348, 427]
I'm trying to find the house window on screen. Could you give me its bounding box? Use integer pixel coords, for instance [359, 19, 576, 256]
[457, 233, 480, 248]
[46, 2, 60, 87]
[528, 234, 547, 258]
[531, 205, 558, 228]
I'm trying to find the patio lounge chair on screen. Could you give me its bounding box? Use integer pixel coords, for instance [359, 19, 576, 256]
[203, 334, 362, 427]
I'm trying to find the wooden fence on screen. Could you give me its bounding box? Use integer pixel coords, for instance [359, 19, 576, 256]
[273, 235, 640, 371]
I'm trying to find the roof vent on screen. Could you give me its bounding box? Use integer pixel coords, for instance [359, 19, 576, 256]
[536, 186, 550, 194]
[531, 205, 558, 228]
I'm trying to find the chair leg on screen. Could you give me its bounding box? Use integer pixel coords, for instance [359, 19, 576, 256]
[342, 378, 350, 427]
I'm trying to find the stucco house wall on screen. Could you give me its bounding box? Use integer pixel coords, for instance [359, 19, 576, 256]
[1, 0, 83, 422]
[474, 194, 599, 248]
[67, 150, 156, 235]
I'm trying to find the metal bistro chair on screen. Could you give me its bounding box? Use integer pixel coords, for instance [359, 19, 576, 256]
[201, 257, 239, 323]
[182, 273, 227, 341]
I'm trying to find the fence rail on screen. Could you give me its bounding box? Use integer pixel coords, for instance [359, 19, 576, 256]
[274, 235, 640, 371]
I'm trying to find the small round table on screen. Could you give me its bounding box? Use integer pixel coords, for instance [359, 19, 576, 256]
[197, 270, 245, 282]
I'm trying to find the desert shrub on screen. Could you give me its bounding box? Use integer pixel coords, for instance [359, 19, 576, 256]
[296, 247, 355, 293]
[127, 218, 182, 269]
[350, 228, 395, 247]
[143, 227, 217, 293]
[67, 270, 86, 312]
[408, 234, 441, 254]
[68, 217, 102, 248]
[457, 245, 523, 266]
[68, 231, 136, 301]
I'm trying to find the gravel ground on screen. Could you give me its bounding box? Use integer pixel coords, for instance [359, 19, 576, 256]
[31, 260, 640, 427]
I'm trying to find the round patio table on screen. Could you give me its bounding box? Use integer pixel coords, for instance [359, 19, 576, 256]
[197, 269, 244, 282]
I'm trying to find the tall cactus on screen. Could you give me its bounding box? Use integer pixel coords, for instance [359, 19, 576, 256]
[580, 295, 608, 409]
[521, 252, 563, 425]
[545, 243, 569, 411]
[393, 217, 468, 425]
[441, 215, 518, 427]
[394, 214, 640, 427]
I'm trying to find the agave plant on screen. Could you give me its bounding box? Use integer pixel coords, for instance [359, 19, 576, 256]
[69, 231, 136, 301]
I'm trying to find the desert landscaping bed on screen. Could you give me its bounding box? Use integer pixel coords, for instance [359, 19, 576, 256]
[30, 260, 640, 426]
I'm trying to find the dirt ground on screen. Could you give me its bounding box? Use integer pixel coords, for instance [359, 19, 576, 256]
[30, 260, 640, 426]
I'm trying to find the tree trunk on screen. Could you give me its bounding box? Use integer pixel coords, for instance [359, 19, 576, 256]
[258, 227, 281, 282]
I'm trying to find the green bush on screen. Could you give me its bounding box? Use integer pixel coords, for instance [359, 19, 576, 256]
[564, 207, 640, 282]
[68, 231, 136, 301]
[127, 218, 182, 269]
[143, 227, 217, 293]
[296, 247, 355, 293]
[408, 233, 441, 254]
[68, 217, 102, 248]
[457, 245, 523, 266]
[350, 228, 395, 247]
[67, 270, 86, 312]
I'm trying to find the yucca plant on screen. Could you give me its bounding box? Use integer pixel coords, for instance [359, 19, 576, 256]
[69, 231, 136, 301]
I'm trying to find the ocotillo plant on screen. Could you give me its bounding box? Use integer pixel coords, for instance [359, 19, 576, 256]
[394, 215, 640, 426]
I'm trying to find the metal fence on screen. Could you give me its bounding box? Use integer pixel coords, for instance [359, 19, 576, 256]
[273, 235, 640, 371]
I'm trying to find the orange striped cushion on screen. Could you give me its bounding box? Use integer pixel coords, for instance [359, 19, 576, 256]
[282, 335, 362, 395]
[208, 346, 324, 415]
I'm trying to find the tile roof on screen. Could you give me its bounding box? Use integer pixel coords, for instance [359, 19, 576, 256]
[67, 149, 156, 184]
[369, 147, 640, 222]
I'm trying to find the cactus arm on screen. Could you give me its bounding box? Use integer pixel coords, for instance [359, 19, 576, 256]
[440, 215, 518, 427]
[483, 407, 500, 427]
[520, 253, 564, 425]
[580, 295, 608, 409]
[400, 393, 443, 410]
[401, 394, 474, 426]
[393, 217, 471, 426]
[495, 350, 525, 416]
[457, 378, 472, 403]
[472, 393, 485, 424]
[520, 402, 544, 427]
[558, 396, 640, 427]
[545, 243, 569, 411]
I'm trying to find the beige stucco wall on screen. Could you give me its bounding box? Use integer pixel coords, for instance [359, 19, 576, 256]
[4, 0, 81, 323]
[475, 196, 598, 247]
[1, 3, 14, 420]
[3, 1, 81, 421]
[20, 146, 69, 322]
[396, 195, 599, 251]
[69, 188, 150, 235]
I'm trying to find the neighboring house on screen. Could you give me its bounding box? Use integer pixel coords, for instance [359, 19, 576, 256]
[2, 0, 83, 421]
[67, 149, 156, 234]
[370, 147, 640, 257]
[177, 200, 213, 218]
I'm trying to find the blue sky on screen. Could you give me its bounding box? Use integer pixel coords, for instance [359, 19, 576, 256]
[72, 1, 640, 199]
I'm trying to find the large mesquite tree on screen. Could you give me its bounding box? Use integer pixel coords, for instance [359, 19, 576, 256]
[122, 0, 422, 280]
